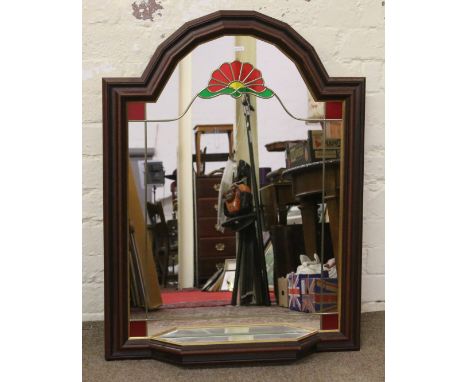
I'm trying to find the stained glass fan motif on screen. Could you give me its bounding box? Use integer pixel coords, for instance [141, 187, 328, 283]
[198, 61, 274, 99]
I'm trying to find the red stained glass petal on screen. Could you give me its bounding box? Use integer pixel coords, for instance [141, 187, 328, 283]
[204, 62, 272, 96]
[231, 61, 242, 80]
[129, 321, 147, 337]
[248, 84, 266, 92]
[127, 102, 145, 121]
[325, 101, 343, 119]
[207, 78, 227, 92]
[240, 63, 254, 82]
[207, 84, 226, 92]
[212, 69, 229, 85]
[209, 78, 226, 86]
[321, 314, 339, 330]
[219, 63, 233, 82]
[244, 69, 261, 84]
[245, 78, 264, 86]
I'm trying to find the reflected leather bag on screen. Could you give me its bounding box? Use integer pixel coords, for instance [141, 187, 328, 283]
[223, 183, 253, 218]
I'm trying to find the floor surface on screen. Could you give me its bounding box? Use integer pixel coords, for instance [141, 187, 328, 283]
[83, 311, 384, 381]
[132, 305, 321, 337]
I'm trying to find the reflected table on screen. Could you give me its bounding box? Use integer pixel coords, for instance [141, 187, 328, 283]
[283, 160, 340, 265]
[260, 180, 295, 230]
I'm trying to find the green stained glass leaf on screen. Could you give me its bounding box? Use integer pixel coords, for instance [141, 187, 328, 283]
[238, 87, 275, 99]
[198, 87, 235, 99]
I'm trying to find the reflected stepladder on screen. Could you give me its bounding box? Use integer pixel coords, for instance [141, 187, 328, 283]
[126, 36, 344, 344]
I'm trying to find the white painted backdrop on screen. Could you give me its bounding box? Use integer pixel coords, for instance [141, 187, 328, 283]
[83, 0, 384, 320]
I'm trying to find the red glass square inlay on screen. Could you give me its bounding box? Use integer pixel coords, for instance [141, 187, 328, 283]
[321, 314, 339, 330]
[325, 101, 342, 119]
[129, 320, 147, 337]
[127, 102, 146, 121]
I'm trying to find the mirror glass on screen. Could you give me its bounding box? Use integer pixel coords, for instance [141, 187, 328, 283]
[126, 36, 343, 342]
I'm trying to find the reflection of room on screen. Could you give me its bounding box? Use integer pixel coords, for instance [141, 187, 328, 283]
[127, 36, 342, 336]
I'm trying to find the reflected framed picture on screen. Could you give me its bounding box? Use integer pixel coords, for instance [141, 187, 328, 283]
[220, 259, 236, 291]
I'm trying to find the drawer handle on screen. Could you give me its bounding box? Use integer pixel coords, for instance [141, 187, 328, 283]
[215, 243, 225, 251]
[214, 204, 218, 211]
[213, 183, 220, 192]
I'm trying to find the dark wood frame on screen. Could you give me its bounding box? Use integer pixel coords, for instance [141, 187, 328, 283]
[103, 10, 365, 363]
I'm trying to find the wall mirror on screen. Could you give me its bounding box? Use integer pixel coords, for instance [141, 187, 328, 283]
[103, 10, 365, 365]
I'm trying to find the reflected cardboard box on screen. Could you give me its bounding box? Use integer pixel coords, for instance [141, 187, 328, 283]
[277, 277, 289, 308]
[287, 272, 338, 313]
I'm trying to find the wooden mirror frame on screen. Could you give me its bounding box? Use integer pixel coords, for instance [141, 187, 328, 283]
[103, 10, 365, 364]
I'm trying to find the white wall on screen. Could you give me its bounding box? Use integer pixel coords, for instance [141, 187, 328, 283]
[128, 36, 237, 219]
[128, 68, 180, 219]
[83, 0, 385, 320]
[256, 40, 313, 170]
[146, 66, 179, 204]
[191, 36, 236, 173]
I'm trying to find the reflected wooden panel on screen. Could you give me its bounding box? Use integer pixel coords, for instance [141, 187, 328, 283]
[128, 162, 162, 309]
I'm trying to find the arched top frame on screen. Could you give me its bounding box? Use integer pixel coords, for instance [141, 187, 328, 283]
[103, 10, 365, 363]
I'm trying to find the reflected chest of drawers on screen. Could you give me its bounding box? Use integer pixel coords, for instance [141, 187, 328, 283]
[195, 175, 236, 286]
